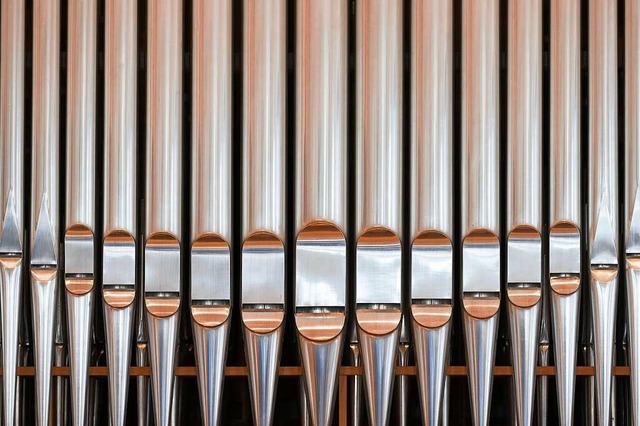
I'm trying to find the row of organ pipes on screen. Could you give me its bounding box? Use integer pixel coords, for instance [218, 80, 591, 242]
[0, 0, 638, 425]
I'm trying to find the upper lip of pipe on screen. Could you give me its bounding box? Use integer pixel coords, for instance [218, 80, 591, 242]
[144, 232, 181, 295]
[355, 227, 402, 306]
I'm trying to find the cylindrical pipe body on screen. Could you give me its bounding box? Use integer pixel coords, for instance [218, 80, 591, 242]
[105, 0, 137, 236]
[461, 0, 500, 237]
[295, 0, 347, 234]
[146, 0, 183, 240]
[0, 0, 25, 233]
[242, 0, 287, 242]
[31, 0, 61, 249]
[192, 0, 232, 244]
[355, 0, 403, 238]
[507, 0, 542, 231]
[66, 0, 97, 229]
[410, 0, 452, 240]
[551, 0, 581, 227]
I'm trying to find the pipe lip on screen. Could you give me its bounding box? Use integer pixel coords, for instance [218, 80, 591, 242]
[410, 303, 452, 329]
[191, 304, 231, 328]
[65, 277, 94, 296]
[242, 309, 285, 334]
[145, 296, 180, 318]
[295, 311, 345, 342]
[462, 296, 500, 319]
[103, 287, 136, 309]
[355, 308, 402, 336]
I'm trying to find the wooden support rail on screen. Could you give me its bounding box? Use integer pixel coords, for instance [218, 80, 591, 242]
[1, 365, 631, 377]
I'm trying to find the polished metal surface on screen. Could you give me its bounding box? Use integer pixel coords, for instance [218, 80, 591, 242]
[145, 0, 183, 424]
[589, 0, 619, 424]
[410, 1, 453, 424]
[0, 0, 25, 424]
[65, 0, 98, 423]
[30, 0, 60, 424]
[461, 0, 500, 424]
[103, 0, 137, 423]
[295, 1, 347, 424]
[191, 1, 233, 423]
[242, 1, 287, 424]
[550, 1, 582, 424]
[627, 0, 640, 424]
[192, 311, 230, 426]
[507, 0, 543, 424]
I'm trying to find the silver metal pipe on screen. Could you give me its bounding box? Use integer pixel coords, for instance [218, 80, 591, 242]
[0, 0, 25, 424]
[506, 1, 542, 425]
[461, 0, 500, 425]
[588, 0, 619, 424]
[295, 1, 347, 425]
[191, 0, 232, 424]
[103, 0, 137, 423]
[242, 0, 287, 424]
[65, 0, 97, 423]
[355, 1, 403, 425]
[144, 0, 183, 424]
[550, 0, 582, 424]
[627, 0, 640, 423]
[410, 1, 453, 424]
[30, 0, 61, 424]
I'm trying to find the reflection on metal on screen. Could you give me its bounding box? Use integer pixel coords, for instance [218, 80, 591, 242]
[144, 0, 183, 423]
[0, 0, 25, 423]
[461, 0, 500, 422]
[589, 0, 619, 424]
[191, 0, 233, 423]
[242, 0, 287, 423]
[627, 0, 640, 422]
[31, 0, 60, 422]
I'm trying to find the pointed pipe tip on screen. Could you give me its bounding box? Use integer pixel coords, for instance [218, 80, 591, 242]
[507, 299, 542, 426]
[146, 298, 180, 426]
[192, 305, 231, 426]
[296, 312, 346, 426]
[462, 306, 499, 426]
[589, 275, 618, 425]
[242, 313, 285, 426]
[66, 288, 95, 426]
[411, 308, 451, 426]
[104, 289, 135, 426]
[30, 268, 59, 426]
[550, 287, 580, 426]
[356, 309, 401, 426]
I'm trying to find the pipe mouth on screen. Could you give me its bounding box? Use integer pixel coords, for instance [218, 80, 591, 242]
[462, 294, 500, 319]
[0, 254, 22, 269]
[145, 232, 181, 294]
[506, 286, 542, 309]
[628, 254, 640, 270]
[242, 308, 285, 334]
[411, 230, 453, 301]
[295, 311, 346, 342]
[355, 227, 402, 306]
[103, 230, 136, 287]
[65, 277, 94, 296]
[590, 265, 618, 284]
[550, 274, 581, 295]
[65, 224, 95, 280]
[462, 228, 500, 294]
[30, 267, 57, 282]
[191, 233, 231, 302]
[295, 220, 346, 308]
[145, 295, 181, 318]
[103, 287, 136, 309]
[191, 304, 231, 328]
[242, 231, 285, 306]
[355, 307, 402, 336]
[410, 302, 452, 329]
